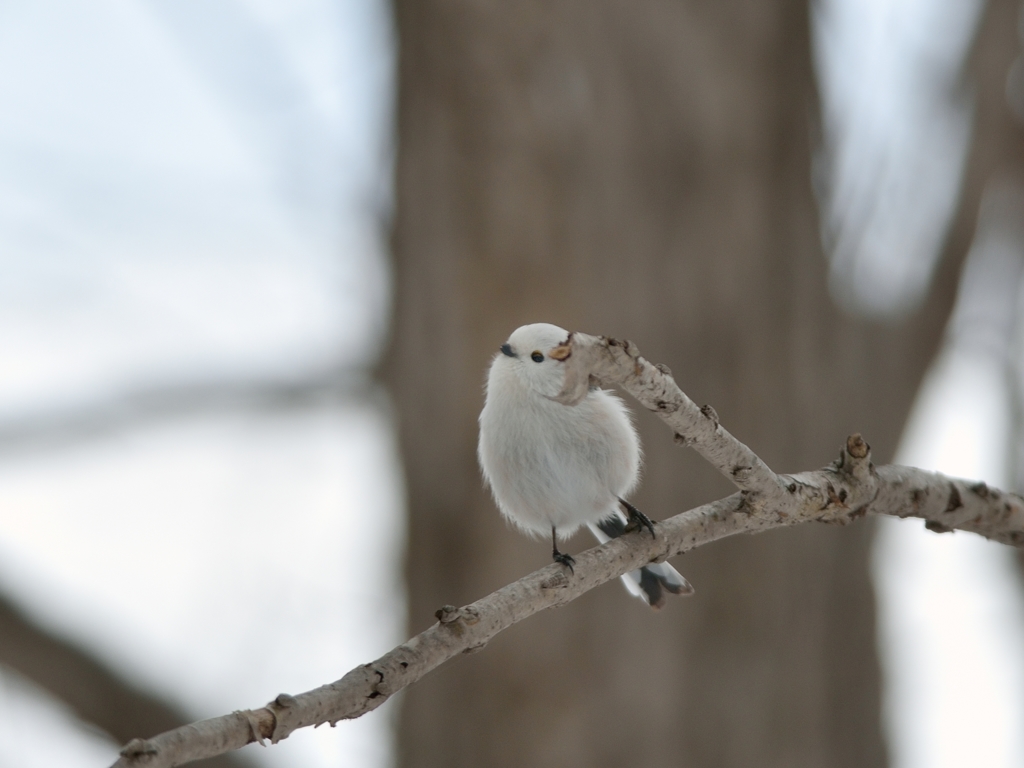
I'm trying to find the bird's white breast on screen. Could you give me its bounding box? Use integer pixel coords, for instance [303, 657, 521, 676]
[478, 358, 640, 538]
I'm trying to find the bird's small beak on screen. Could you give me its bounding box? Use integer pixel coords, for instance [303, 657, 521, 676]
[549, 344, 571, 361]
[500, 343, 516, 358]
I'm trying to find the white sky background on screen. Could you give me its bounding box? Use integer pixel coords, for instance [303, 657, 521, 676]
[0, 2, 400, 767]
[1, 1, 1023, 768]
[0, 0, 392, 418]
[814, 0, 983, 318]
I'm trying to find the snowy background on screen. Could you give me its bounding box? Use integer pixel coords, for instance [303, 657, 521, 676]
[0, 1, 1021, 767]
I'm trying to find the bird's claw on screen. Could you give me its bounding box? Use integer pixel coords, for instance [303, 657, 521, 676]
[620, 498, 657, 538]
[552, 551, 576, 573]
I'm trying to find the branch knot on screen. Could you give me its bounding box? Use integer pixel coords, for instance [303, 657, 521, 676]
[700, 404, 719, 427]
[119, 739, 158, 759]
[435, 605, 481, 626]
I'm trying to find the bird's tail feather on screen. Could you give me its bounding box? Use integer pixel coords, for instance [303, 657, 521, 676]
[589, 513, 694, 609]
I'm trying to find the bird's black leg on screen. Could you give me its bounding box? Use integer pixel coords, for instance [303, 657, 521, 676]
[551, 526, 576, 572]
[619, 498, 656, 538]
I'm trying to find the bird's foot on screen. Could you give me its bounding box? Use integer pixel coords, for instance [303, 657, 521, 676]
[552, 549, 576, 573]
[550, 527, 576, 573]
[619, 498, 656, 538]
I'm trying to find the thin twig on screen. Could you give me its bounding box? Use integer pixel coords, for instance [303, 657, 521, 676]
[552, 332, 786, 499]
[109, 334, 1024, 768]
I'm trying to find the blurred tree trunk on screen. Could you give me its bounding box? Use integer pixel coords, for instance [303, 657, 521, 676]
[956, 0, 1024, 232]
[386, 1, 958, 766]
[936, 0, 1024, 339]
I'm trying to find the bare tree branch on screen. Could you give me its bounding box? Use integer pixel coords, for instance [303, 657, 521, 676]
[553, 332, 787, 497]
[110, 334, 1024, 768]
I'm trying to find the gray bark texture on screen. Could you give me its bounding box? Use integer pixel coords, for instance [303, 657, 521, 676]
[386, 1, 960, 767]
[101, 337, 1024, 768]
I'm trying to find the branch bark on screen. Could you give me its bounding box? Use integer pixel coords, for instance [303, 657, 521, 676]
[110, 333, 1024, 768]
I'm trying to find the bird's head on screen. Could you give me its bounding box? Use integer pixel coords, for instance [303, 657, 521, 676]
[495, 323, 573, 399]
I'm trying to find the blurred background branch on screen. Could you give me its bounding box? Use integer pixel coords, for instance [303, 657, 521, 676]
[0, 594, 250, 768]
[0, 370, 367, 456]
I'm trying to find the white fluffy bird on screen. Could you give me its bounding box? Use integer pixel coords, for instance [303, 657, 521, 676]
[478, 322, 693, 608]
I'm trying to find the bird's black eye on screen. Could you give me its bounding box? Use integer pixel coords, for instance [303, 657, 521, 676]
[531, 351, 544, 363]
